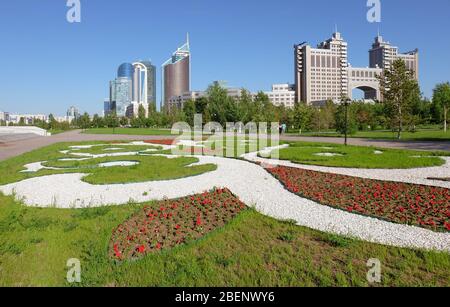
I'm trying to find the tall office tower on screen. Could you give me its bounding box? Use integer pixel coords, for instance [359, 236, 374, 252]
[162, 35, 191, 109]
[132, 61, 157, 110]
[109, 80, 117, 113]
[114, 77, 133, 117]
[369, 35, 419, 80]
[295, 32, 348, 105]
[118, 63, 134, 79]
[103, 99, 112, 117]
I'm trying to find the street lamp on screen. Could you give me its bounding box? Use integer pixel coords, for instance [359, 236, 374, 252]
[341, 96, 351, 146]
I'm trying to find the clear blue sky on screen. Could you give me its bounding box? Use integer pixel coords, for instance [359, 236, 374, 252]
[0, 0, 449, 115]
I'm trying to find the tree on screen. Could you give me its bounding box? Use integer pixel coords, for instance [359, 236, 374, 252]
[293, 102, 313, 133]
[183, 99, 196, 127]
[335, 101, 357, 137]
[378, 59, 421, 139]
[138, 104, 147, 128]
[432, 82, 450, 132]
[79, 112, 91, 131]
[91, 114, 103, 128]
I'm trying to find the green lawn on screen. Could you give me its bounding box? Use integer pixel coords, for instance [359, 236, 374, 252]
[43, 155, 216, 185]
[83, 128, 173, 136]
[1, 141, 449, 286]
[0, 141, 215, 186]
[0, 194, 448, 287]
[264, 141, 448, 169]
[288, 129, 450, 141]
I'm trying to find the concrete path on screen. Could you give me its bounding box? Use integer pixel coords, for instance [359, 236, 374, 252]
[1, 130, 449, 162]
[281, 135, 450, 152]
[0, 130, 175, 161]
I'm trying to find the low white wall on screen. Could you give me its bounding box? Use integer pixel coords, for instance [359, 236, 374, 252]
[0, 126, 51, 136]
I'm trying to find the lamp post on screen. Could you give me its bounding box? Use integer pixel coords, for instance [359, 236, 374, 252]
[342, 96, 351, 146]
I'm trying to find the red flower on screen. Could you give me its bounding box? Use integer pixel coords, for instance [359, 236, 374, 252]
[113, 244, 122, 258]
[137, 245, 146, 254]
[196, 214, 202, 226]
[445, 222, 450, 231]
[156, 242, 162, 250]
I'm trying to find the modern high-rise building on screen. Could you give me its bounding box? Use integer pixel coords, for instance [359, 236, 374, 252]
[112, 77, 133, 117]
[118, 63, 134, 79]
[104, 98, 113, 117]
[294, 32, 419, 105]
[132, 61, 157, 110]
[369, 35, 419, 80]
[162, 35, 191, 110]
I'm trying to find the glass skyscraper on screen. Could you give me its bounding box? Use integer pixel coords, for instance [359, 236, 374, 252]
[162, 35, 191, 110]
[118, 63, 134, 79]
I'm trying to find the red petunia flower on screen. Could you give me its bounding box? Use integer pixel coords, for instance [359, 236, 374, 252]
[137, 245, 146, 254]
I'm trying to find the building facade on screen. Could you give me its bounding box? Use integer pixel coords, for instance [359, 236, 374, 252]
[163, 36, 191, 109]
[294, 32, 419, 105]
[265, 84, 296, 108]
[118, 63, 134, 79]
[109, 77, 132, 117]
[132, 61, 157, 110]
[66, 106, 80, 119]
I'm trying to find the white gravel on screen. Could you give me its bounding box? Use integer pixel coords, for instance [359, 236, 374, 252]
[20, 162, 66, 173]
[1, 154, 449, 252]
[243, 151, 450, 189]
[98, 161, 139, 168]
[314, 153, 343, 157]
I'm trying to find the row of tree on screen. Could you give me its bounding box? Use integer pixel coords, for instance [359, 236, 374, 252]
[5, 60, 449, 140]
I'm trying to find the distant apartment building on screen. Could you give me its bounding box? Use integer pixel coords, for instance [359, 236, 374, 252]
[66, 106, 80, 119]
[163, 36, 191, 109]
[167, 86, 246, 110]
[126, 102, 149, 118]
[168, 82, 296, 110]
[265, 84, 296, 108]
[7, 114, 47, 125]
[294, 32, 419, 105]
[0, 111, 5, 122]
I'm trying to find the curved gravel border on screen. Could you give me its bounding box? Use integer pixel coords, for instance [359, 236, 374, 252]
[1, 154, 449, 252]
[242, 149, 450, 189]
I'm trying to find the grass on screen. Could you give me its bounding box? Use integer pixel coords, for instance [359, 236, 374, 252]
[0, 141, 215, 186]
[0, 193, 448, 286]
[83, 128, 173, 136]
[267, 141, 448, 169]
[43, 155, 216, 185]
[288, 129, 450, 141]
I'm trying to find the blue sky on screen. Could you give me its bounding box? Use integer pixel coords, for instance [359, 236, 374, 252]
[0, 0, 449, 115]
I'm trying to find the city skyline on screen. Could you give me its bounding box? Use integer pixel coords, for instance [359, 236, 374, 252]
[1, 0, 449, 115]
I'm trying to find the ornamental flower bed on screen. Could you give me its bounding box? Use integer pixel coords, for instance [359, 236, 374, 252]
[144, 139, 175, 146]
[109, 188, 246, 261]
[267, 165, 450, 232]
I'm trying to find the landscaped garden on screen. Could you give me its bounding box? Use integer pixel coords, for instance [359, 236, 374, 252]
[264, 141, 449, 169]
[0, 138, 449, 286]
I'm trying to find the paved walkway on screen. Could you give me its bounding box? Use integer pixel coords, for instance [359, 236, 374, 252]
[0, 130, 174, 161]
[281, 135, 450, 152]
[1, 130, 449, 162]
